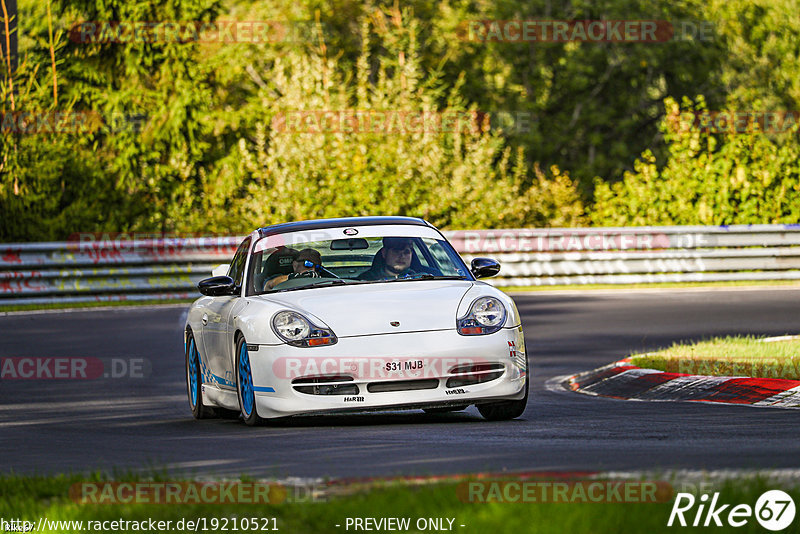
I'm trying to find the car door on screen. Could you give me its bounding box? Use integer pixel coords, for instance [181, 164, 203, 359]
[202, 236, 250, 390]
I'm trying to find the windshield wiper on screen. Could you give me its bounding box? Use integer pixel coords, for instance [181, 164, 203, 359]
[274, 279, 349, 292]
[387, 273, 465, 282]
[386, 273, 433, 281]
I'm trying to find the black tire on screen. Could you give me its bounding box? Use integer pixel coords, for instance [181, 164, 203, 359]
[235, 336, 265, 426]
[186, 331, 216, 419]
[477, 373, 529, 421]
[215, 408, 243, 420]
[423, 406, 469, 414]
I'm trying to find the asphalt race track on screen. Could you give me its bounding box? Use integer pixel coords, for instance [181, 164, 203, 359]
[2, 288, 799, 479]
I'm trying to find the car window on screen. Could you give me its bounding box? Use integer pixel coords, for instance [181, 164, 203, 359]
[247, 235, 471, 295]
[429, 242, 452, 267]
[413, 241, 433, 268]
[228, 237, 251, 289]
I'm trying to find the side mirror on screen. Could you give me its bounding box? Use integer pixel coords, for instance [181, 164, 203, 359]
[471, 257, 501, 279]
[198, 276, 237, 296]
[211, 264, 230, 278]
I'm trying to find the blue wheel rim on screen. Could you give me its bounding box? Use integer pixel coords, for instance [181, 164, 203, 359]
[238, 343, 254, 417]
[188, 339, 198, 407]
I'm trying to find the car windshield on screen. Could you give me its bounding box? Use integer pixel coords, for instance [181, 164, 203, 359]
[247, 235, 471, 295]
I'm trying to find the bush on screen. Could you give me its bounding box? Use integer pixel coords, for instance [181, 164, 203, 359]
[591, 96, 800, 226]
[198, 9, 585, 232]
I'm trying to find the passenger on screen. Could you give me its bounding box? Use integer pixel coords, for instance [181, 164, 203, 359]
[358, 237, 418, 280]
[265, 248, 322, 289]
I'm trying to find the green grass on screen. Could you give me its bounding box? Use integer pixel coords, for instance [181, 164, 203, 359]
[1, 473, 798, 533]
[631, 336, 800, 379]
[500, 280, 800, 292]
[0, 299, 195, 313]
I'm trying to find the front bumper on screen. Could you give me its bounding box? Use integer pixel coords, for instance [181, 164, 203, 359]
[247, 326, 527, 418]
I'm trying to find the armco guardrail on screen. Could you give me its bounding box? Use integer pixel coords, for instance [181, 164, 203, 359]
[0, 236, 242, 306]
[447, 224, 800, 286]
[1, 225, 799, 306]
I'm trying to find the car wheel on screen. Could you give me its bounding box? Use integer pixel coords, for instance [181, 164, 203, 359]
[423, 406, 469, 414]
[215, 408, 243, 420]
[186, 331, 215, 419]
[235, 336, 264, 426]
[477, 373, 529, 421]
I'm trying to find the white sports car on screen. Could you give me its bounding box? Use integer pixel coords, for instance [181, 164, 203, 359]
[184, 216, 528, 424]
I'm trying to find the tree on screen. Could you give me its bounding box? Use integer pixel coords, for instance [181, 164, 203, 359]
[591, 97, 800, 225]
[193, 9, 585, 232]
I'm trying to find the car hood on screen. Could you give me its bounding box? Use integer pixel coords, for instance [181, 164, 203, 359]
[255, 280, 474, 337]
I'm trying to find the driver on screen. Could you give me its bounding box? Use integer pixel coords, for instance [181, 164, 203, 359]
[358, 237, 418, 280]
[265, 248, 322, 289]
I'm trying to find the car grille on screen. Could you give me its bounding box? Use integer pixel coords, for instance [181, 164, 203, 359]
[448, 363, 505, 374]
[367, 378, 439, 393]
[290, 361, 509, 395]
[446, 362, 505, 388]
[292, 375, 354, 384]
[292, 375, 359, 395]
[513, 352, 527, 372]
[446, 371, 504, 388]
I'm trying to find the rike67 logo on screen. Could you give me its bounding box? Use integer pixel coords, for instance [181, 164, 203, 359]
[668, 490, 796, 531]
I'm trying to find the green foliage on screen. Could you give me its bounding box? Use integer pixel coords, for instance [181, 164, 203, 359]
[232, 0, 730, 193]
[630, 335, 800, 380]
[591, 0, 800, 226]
[0, 1, 98, 241]
[591, 96, 800, 225]
[2, 0, 800, 240]
[4, 471, 800, 534]
[188, 11, 585, 232]
[1, 0, 225, 240]
[707, 0, 800, 111]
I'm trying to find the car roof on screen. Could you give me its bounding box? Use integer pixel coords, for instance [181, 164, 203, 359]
[256, 216, 433, 237]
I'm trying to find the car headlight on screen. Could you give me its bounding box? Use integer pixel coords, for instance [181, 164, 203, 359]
[457, 297, 506, 335]
[272, 311, 337, 347]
